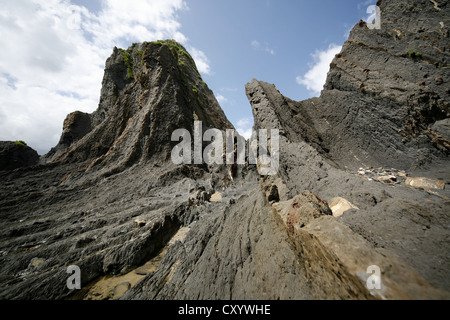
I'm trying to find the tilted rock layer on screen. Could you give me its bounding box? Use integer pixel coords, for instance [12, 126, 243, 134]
[248, 0, 449, 171]
[0, 0, 449, 300]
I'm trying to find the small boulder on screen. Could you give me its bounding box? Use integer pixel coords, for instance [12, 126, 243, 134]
[329, 198, 359, 218]
[28, 258, 46, 269]
[113, 282, 131, 300]
[376, 175, 397, 184]
[210, 192, 222, 203]
[431, 119, 450, 139]
[405, 177, 446, 190]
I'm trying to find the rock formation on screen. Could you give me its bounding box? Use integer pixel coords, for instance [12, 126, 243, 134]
[0, 141, 39, 171]
[0, 0, 448, 300]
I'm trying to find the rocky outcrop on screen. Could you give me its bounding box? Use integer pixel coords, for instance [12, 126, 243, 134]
[0, 0, 449, 301]
[244, 0, 450, 299]
[44, 111, 92, 160]
[247, 0, 449, 171]
[0, 40, 235, 300]
[44, 40, 232, 174]
[0, 141, 39, 171]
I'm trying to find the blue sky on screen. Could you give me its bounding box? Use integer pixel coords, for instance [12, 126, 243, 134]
[0, 0, 377, 154]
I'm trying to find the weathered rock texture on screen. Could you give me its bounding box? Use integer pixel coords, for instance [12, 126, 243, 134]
[0, 141, 39, 171]
[0, 0, 449, 301]
[0, 40, 236, 300]
[243, 0, 450, 299]
[247, 0, 449, 171]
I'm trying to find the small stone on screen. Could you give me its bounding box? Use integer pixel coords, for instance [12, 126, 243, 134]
[210, 192, 222, 202]
[329, 198, 359, 218]
[29, 258, 45, 268]
[417, 81, 426, 86]
[376, 175, 397, 184]
[113, 282, 131, 300]
[435, 77, 443, 85]
[135, 266, 155, 276]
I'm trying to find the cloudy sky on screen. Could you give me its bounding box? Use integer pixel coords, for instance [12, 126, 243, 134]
[0, 0, 377, 155]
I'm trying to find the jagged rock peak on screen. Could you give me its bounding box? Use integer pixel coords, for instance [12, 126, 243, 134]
[44, 40, 233, 176]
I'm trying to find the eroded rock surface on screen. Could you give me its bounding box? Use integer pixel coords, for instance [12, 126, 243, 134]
[0, 0, 449, 300]
[244, 0, 449, 299]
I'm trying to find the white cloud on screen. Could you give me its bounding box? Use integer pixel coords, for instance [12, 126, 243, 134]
[220, 87, 238, 93]
[215, 94, 228, 105]
[343, 24, 353, 40]
[265, 47, 275, 56]
[0, 0, 210, 155]
[189, 47, 211, 75]
[90, 0, 189, 49]
[251, 40, 275, 55]
[357, 0, 376, 11]
[296, 44, 342, 95]
[251, 40, 260, 49]
[236, 118, 253, 140]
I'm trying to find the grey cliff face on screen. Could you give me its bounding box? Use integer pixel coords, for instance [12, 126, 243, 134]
[0, 0, 449, 301]
[243, 0, 450, 299]
[248, 0, 449, 171]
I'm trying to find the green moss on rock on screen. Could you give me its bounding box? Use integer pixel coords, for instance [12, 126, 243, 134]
[406, 49, 423, 59]
[14, 141, 27, 147]
[121, 50, 134, 80]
